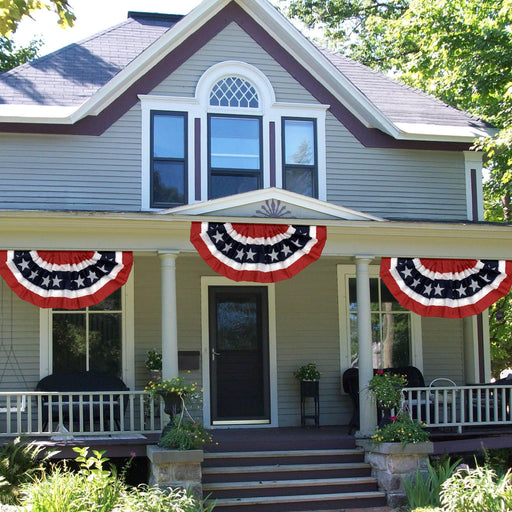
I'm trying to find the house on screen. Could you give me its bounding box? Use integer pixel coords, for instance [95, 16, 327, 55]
[0, 0, 511, 501]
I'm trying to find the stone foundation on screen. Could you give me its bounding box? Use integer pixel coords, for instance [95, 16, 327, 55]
[147, 446, 204, 499]
[357, 440, 433, 508]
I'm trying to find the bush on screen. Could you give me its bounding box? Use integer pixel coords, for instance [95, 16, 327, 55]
[0, 437, 58, 504]
[115, 486, 215, 512]
[440, 465, 512, 512]
[404, 456, 461, 509]
[158, 416, 213, 451]
[371, 412, 429, 445]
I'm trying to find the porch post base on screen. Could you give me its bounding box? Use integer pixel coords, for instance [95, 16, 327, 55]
[147, 445, 204, 499]
[356, 440, 433, 508]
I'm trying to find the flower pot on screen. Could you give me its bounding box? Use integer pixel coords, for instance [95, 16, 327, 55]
[300, 380, 319, 398]
[149, 369, 162, 382]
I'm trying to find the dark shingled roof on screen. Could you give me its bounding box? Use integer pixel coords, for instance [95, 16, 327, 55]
[317, 46, 490, 131]
[0, 9, 490, 133]
[0, 12, 182, 106]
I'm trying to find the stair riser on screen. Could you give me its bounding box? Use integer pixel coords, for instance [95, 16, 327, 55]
[207, 439, 357, 452]
[203, 454, 364, 467]
[205, 482, 378, 499]
[203, 467, 371, 483]
[209, 496, 387, 512]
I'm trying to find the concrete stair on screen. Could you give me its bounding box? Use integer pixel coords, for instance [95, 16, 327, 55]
[202, 448, 387, 512]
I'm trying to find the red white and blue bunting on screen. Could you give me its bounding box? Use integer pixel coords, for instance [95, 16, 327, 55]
[190, 222, 326, 283]
[380, 257, 512, 318]
[0, 250, 133, 310]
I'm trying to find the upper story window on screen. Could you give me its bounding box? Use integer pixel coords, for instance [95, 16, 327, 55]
[140, 61, 328, 210]
[282, 117, 317, 197]
[209, 77, 259, 108]
[150, 111, 187, 208]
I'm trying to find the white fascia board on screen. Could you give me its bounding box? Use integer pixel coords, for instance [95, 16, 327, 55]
[395, 122, 496, 141]
[0, 104, 79, 124]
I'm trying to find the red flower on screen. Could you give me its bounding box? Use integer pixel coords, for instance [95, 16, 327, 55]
[390, 416, 397, 422]
[376, 369, 384, 375]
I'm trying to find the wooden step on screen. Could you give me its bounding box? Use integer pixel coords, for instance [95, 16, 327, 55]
[202, 461, 371, 482]
[203, 448, 365, 467]
[208, 491, 387, 512]
[204, 476, 378, 499]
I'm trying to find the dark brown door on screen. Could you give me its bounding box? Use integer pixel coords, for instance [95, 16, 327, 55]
[209, 286, 270, 424]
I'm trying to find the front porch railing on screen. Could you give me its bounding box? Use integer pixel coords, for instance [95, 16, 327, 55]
[0, 391, 167, 437]
[403, 384, 512, 433]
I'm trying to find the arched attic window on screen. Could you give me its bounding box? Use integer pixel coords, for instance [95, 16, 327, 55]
[209, 76, 259, 108]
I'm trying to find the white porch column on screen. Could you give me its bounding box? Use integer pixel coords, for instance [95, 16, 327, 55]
[355, 255, 377, 437]
[159, 251, 179, 379]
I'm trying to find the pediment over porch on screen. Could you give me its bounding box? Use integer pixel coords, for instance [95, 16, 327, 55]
[159, 188, 384, 222]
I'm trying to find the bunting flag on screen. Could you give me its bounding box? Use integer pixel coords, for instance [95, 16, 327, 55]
[380, 257, 512, 318]
[190, 222, 326, 283]
[0, 251, 133, 309]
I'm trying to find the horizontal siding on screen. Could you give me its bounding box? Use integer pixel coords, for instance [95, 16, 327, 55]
[325, 112, 468, 220]
[0, 106, 142, 211]
[421, 317, 464, 385]
[0, 280, 40, 391]
[276, 259, 350, 426]
[152, 22, 316, 104]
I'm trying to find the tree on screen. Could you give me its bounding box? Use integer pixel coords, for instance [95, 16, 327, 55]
[286, 0, 512, 377]
[0, 35, 41, 71]
[0, 0, 74, 37]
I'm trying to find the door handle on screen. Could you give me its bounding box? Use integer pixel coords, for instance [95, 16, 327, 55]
[211, 348, 221, 361]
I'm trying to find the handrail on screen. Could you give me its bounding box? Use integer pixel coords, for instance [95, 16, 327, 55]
[0, 390, 166, 437]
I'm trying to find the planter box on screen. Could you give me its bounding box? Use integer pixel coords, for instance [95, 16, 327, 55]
[356, 440, 433, 508]
[147, 445, 204, 498]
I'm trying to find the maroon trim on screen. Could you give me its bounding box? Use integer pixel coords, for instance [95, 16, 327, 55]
[269, 121, 276, 187]
[195, 117, 201, 201]
[477, 313, 485, 382]
[0, 2, 471, 151]
[470, 168, 479, 221]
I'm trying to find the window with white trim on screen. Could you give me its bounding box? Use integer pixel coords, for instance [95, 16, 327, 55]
[337, 265, 422, 371]
[52, 290, 123, 376]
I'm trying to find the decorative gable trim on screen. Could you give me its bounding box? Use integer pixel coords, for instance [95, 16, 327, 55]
[160, 188, 384, 222]
[0, 1, 482, 148]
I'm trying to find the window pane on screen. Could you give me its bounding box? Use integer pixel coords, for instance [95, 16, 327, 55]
[284, 167, 314, 197]
[284, 119, 315, 165]
[349, 277, 379, 311]
[216, 299, 259, 350]
[381, 281, 407, 311]
[90, 289, 121, 311]
[210, 173, 259, 199]
[152, 161, 185, 206]
[153, 114, 185, 159]
[89, 313, 122, 376]
[382, 313, 411, 368]
[210, 117, 260, 169]
[53, 314, 86, 373]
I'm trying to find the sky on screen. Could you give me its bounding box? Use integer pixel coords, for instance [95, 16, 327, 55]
[12, 0, 203, 56]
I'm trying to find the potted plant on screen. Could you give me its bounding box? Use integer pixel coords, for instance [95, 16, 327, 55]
[368, 369, 406, 425]
[294, 362, 321, 397]
[145, 349, 162, 381]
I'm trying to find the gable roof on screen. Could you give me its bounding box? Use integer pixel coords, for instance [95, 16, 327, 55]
[0, 0, 492, 143]
[163, 188, 384, 221]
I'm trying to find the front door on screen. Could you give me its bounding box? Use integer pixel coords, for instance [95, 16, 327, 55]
[209, 286, 270, 424]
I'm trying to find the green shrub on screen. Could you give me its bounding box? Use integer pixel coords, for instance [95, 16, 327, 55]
[0, 437, 57, 504]
[404, 456, 461, 509]
[371, 412, 429, 445]
[440, 465, 512, 512]
[115, 486, 215, 512]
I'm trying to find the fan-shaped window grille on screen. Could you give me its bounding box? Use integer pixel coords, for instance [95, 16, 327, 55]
[209, 77, 259, 108]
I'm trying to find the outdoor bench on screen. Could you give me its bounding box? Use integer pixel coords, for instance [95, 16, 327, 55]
[35, 371, 129, 431]
[342, 366, 426, 434]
